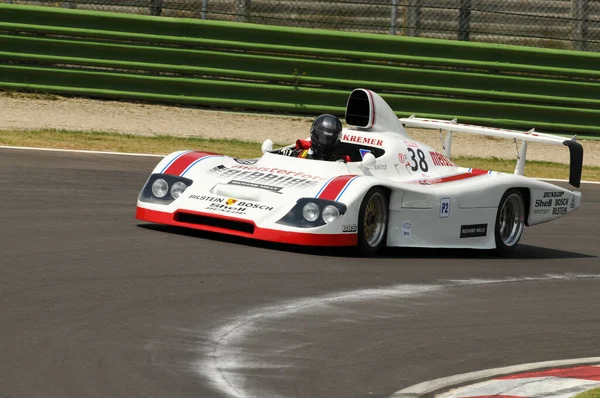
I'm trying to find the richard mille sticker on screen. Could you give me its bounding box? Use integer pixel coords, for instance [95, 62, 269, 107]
[460, 224, 487, 238]
[228, 180, 283, 193]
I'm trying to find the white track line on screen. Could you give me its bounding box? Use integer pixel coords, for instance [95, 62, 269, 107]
[195, 284, 440, 398]
[445, 273, 600, 287]
[195, 274, 600, 398]
[0, 144, 164, 157]
[1, 144, 599, 184]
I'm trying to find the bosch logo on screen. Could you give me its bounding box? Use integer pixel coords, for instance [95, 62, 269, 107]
[236, 201, 274, 211]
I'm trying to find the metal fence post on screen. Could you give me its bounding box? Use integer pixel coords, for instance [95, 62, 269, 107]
[149, 0, 163, 16]
[390, 0, 399, 35]
[406, 0, 421, 37]
[236, 0, 251, 23]
[458, 0, 471, 41]
[571, 0, 588, 51]
[201, 0, 209, 19]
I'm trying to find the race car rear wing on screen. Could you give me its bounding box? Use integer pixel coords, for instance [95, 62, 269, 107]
[399, 116, 584, 188]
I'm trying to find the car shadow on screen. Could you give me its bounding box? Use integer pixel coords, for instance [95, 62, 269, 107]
[379, 244, 595, 260]
[137, 224, 595, 260]
[137, 223, 352, 257]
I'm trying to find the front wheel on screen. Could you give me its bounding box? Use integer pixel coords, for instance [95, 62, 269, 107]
[494, 189, 525, 253]
[357, 187, 388, 257]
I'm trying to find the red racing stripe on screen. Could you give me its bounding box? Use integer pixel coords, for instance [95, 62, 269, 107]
[413, 168, 489, 185]
[163, 151, 219, 176]
[436, 168, 488, 183]
[317, 175, 357, 201]
[498, 365, 600, 381]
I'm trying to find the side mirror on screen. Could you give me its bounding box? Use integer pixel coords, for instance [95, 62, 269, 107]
[361, 152, 376, 168]
[261, 139, 273, 153]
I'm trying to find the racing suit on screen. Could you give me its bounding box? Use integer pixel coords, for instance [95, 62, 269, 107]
[287, 140, 349, 162]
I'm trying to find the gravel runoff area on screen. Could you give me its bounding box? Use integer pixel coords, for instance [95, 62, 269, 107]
[2, 94, 599, 167]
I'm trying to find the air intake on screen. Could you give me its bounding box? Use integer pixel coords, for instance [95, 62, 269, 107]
[345, 89, 372, 128]
[174, 212, 255, 234]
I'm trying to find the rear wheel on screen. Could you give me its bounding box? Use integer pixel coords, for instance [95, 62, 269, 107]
[495, 189, 525, 253]
[357, 187, 388, 256]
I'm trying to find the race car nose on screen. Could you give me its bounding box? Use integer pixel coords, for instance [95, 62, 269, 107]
[212, 182, 284, 202]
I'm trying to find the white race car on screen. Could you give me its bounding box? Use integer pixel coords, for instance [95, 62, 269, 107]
[136, 88, 583, 256]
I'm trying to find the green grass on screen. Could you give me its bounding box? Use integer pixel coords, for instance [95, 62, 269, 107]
[574, 388, 600, 398]
[2, 128, 599, 181]
[0, 128, 264, 159]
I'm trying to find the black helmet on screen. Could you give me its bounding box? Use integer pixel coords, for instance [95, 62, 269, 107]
[310, 114, 342, 159]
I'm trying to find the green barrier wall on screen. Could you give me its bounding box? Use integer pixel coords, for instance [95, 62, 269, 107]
[1, 4, 599, 135]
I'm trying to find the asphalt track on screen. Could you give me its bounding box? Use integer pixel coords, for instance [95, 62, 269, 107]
[1, 147, 599, 398]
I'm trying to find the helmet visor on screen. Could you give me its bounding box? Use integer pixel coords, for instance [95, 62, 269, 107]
[313, 129, 340, 146]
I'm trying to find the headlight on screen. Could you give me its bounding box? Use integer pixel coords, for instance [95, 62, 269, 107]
[277, 198, 346, 228]
[151, 178, 168, 198]
[139, 174, 194, 204]
[322, 205, 340, 224]
[302, 202, 320, 222]
[170, 181, 187, 199]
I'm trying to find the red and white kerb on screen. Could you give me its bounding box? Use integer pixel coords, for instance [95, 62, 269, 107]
[437, 365, 600, 398]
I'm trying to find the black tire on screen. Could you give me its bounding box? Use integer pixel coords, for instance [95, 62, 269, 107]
[357, 187, 388, 256]
[494, 188, 525, 253]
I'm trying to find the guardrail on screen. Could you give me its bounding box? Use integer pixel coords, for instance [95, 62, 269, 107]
[6, 0, 600, 52]
[1, 4, 599, 135]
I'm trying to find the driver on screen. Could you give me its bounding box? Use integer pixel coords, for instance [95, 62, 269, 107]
[292, 114, 346, 161]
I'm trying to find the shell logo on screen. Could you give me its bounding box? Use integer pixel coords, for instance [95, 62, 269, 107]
[226, 198, 238, 206]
